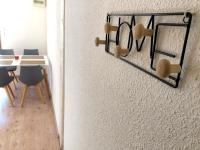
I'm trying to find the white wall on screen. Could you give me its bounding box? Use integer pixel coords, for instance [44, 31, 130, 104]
[64, 0, 200, 149]
[46, 0, 64, 145]
[0, 0, 46, 55]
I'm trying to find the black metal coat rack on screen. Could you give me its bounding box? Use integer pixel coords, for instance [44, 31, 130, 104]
[96, 12, 192, 88]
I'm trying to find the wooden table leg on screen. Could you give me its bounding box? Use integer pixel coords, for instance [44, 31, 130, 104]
[35, 83, 45, 104]
[43, 69, 51, 99]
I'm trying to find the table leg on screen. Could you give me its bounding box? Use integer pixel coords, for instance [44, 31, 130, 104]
[43, 69, 51, 99]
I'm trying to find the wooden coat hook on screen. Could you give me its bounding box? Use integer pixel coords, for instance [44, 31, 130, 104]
[95, 37, 106, 46]
[156, 59, 181, 78]
[133, 23, 153, 40]
[105, 23, 118, 34]
[114, 45, 129, 58]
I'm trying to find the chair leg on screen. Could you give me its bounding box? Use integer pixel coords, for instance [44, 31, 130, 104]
[43, 69, 51, 99]
[11, 71, 18, 82]
[39, 83, 44, 95]
[7, 84, 15, 99]
[20, 85, 28, 107]
[4, 86, 14, 107]
[12, 80, 17, 89]
[35, 83, 45, 104]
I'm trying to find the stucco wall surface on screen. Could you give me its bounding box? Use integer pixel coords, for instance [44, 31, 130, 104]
[64, 0, 200, 149]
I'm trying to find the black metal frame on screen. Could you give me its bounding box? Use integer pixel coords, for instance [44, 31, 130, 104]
[104, 12, 192, 88]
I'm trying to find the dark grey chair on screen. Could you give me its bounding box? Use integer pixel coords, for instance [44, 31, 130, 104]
[23, 49, 51, 99]
[0, 67, 15, 106]
[0, 49, 14, 55]
[19, 66, 44, 86]
[0, 49, 18, 82]
[19, 66, 45, 107]
[20, 49, 44, 106]
[23, 49, 42, 69]
[24, 49, 39, 55]
[23, 48, 51, 98]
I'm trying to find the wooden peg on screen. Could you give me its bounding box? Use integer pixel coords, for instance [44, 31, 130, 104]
[133, 23, 153, 40]
[114, 46, 129, 58]
[95, 37, 106, 46]
[104, 23, 118, 34]
[156, 59, 181, 78]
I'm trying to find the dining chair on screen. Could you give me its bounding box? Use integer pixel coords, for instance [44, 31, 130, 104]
[24, 49, 39, 55]
[0, 49, 18, 83]
[23, 49, 41, 70]
[0, 67, 15, 106]
[23, 49, 51, 99]
[19, 66, 45, 107]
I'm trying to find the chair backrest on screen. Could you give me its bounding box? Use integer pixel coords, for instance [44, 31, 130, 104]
[0, 67, 13, 87]
[19, 66, 43, 86]
[21, 49, 42, 86]
[24, 49, 39, 55]
[0, 49, 14, 55]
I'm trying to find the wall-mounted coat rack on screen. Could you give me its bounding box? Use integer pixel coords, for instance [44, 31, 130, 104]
[95, 12, 192, 88]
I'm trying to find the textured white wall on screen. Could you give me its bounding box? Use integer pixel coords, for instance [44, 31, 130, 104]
[0, 0, 46, 55]
[64, 0, 200, 149]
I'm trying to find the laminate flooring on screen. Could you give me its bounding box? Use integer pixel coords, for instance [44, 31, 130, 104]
[0, 82, 60, 150]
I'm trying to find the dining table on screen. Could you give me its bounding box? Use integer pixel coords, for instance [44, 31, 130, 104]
[0, 55, 51, 98]
[0, 55, 49, 66]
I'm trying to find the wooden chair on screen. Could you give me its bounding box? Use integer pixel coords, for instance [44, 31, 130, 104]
[19, 66, 45, 107]
[23, 49, 51, 99]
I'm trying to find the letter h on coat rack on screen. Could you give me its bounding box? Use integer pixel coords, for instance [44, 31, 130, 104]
[95, 12, 193, 88]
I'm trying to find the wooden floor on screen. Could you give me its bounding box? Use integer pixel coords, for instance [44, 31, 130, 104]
[0, 81, 60, 150]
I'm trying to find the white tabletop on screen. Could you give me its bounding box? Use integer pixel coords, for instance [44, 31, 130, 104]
[0, 55, 49, 66]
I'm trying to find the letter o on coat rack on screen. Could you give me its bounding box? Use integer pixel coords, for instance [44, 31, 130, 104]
[115, 21, 133, 53]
